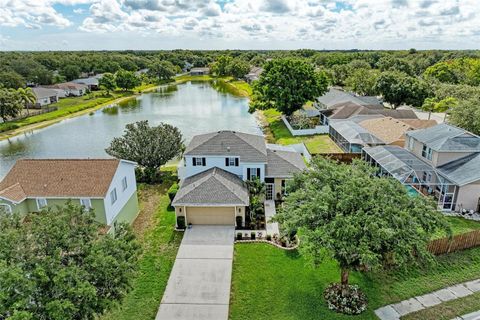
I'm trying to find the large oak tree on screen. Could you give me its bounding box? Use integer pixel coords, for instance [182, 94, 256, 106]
[249, 58, 328, 116]
[275, 157, 449, 290]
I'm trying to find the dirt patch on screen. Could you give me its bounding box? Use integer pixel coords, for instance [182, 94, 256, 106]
[132, 184, 166, 240]
[255, 111, 275, 143]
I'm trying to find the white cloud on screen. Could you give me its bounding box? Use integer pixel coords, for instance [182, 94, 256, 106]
[1, 0, 480, 49]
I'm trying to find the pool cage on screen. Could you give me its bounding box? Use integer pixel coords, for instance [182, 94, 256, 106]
[362, 146, 458, 211]
[329, 121, 384, 153]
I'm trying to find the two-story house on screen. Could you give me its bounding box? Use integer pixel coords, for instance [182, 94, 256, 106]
[173, 131, 307, 226]
[0, 159, 139, 233]
[362, 124, 480, 212]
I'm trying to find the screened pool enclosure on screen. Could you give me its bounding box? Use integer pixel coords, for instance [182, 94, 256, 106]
[362, 145, 458, 211]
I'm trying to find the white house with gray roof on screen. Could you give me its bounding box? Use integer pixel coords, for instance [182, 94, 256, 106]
[173, 131, 307, 226]
[362, 124, 480, 213]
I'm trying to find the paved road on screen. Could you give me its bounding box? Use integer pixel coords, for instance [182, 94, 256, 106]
[156, 225, 235, 320]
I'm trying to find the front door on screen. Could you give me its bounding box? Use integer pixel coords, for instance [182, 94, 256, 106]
[266, 183, 274, 200]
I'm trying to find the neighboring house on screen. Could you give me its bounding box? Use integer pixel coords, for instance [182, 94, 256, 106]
[48, 82, 88, 96]
[359, 117, 437, 147]
[363, 123, 480, 212]
[0, 159, 139, 233]
[190, 67, 210, 76]
[316, 88, 383, 110]
[245, 67, 263, 83]
[134, 68, 149, 76]
[32, 87, 60, 107]
[73, 77, 100, 90]
[319, 102, 418, 126]
[173, 131, 306, 226]
[329, 120, 385, 153]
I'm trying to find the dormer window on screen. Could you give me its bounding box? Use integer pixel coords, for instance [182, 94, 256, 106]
[421, 145, 433, 160]
[225, 157, 239, 167]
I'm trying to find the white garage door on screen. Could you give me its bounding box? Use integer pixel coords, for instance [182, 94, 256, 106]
[186, 207, 235, 225]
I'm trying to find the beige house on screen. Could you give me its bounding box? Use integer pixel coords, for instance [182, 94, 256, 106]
[363, 124, 480, 212]
[173, 131, 306, 226]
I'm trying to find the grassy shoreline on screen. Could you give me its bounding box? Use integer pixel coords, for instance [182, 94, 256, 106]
[0, 83, 160, 141]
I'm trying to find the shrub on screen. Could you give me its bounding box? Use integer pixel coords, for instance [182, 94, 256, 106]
[168, 183, 179, 201]
[235, 215, 243, 228]
[236, 232, 242, 240]
[323, 283, 368, 315]
[176, 216, 186, 229]
[250, 232, 256, 240]
[266, 234, 272, 241]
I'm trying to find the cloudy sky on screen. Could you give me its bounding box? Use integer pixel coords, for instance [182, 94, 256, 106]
[0, 0, 478, 51]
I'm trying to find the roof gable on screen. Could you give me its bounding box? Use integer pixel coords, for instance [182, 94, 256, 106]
[407, 124, 480, 152]
[172, 167, 249, 206]
[265, 149, 307, 177]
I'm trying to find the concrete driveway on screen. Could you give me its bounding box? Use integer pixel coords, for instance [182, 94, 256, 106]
[156, 225, 234, 320]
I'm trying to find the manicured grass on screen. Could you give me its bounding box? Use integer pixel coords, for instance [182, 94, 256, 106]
[229, 244, 480, 320]
[261, 108, 343, 154]
[99, 177, 182, 320]
[402, 291, 480, 320]
[174, 74, 252, 97]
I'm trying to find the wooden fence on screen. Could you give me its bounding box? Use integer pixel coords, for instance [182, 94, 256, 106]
[316, 153, 361, 163]
[428, 229, 480, 255]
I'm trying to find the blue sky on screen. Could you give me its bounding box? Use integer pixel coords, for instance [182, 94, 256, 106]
[0, 0, 478, 51]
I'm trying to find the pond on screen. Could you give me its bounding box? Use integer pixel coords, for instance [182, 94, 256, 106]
[0, 81, 261, 178]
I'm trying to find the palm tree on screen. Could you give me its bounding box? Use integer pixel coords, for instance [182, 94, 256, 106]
[17, 87, 36, 116]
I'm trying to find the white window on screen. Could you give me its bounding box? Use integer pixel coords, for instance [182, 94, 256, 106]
[36, 198, 47, 210]
[248, 168, 260, 180]
[228, 157, 236, 166]
[122, 176, 128, 191]
[110, 188, 118, 205]
[0, 204, 12, 215]
[80, 198, 92, 209]
[193, 157, 205, 166]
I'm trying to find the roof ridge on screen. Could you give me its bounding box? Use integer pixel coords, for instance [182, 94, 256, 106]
[235, 132, 267, 156]
[212, 169, 244, 204]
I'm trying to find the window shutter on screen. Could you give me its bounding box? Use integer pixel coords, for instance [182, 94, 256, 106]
[247, 168, 251, 179]
[225, 158, 229, 166]
[235, 158, 239, 166]
[202, 158, 206, 166]
[256, 168, 261, 178]
[192, 158, 196, 166]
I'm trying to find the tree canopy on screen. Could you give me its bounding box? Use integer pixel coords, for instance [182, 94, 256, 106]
[106, 120, 184, 181]
[99, 73, 116, 94]
[0, 204, 140, 320]
[148, 61, 177, 81]
[374, 71, 431, 109]
[275, 157, 449, 288]
[0, 88, 23, 122]
[449, 99, 480, 135]
[115, 70, 140, 91]
[249, 58, 328, 115]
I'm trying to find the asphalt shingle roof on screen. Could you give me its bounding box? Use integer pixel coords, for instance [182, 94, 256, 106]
[265, 149, 307, 178]
[172, 167, 249, 206]
[184, 131, 267, 162]
[407, 123, 480, 152]
[437, 153, 480, 186]
[317, 88, 383, 108]
[0, 159, 122, 202]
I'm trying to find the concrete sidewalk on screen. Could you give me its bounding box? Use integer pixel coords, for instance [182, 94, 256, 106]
[375, 279, 480, 319]
[265, 200, 279, 235]
[156, 225, 234, 320]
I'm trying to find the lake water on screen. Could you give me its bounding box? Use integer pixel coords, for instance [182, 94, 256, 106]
[0, 81, 261, 178]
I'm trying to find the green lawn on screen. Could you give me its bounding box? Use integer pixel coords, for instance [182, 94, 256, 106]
[230, 244, 480, 320]
[402, 291, 480, 320]
[435, 217, 480, 239]
[262, 108, 342, 154]
[100, 177, 182, 320]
